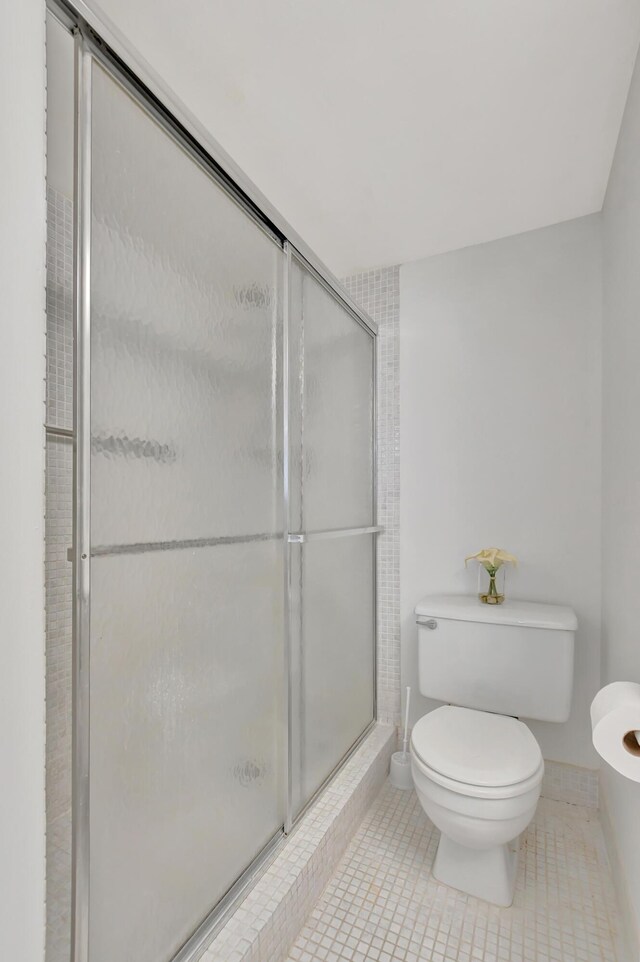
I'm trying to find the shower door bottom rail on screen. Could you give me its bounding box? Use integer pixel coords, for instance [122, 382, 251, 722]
[171, 827, 286, 962]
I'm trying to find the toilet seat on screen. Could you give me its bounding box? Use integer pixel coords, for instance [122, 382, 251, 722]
[411, 705, 543, 798]
[411, 747, 544, 802]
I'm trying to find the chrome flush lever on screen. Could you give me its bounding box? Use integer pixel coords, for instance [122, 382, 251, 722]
[417, 618, 438, 630]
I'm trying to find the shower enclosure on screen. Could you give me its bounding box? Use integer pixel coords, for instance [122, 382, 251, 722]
[45, 6, 378, 962]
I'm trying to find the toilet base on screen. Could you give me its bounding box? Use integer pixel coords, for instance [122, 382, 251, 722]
[432, 833, 518, 907]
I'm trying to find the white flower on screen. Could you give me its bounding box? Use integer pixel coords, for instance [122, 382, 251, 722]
[465, 547, 518, 572]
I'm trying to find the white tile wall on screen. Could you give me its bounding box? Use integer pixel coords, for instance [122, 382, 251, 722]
[202, 725, 395, 962]
[343, 269, 400, 727]
[45, 437, 73, 824]
[45, 185, 73, 962]
[287, 783, 621, 962]
[542, 760, 599, 809]
[46, 187, 73, 432]
[46, 810, 71, 962]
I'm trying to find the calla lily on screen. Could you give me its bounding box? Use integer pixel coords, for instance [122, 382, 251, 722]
[465, 547, 518, 572]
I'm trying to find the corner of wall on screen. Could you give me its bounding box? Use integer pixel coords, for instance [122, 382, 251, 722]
[600, 27, 640, 962]
[599, 771, 640, 962]
[342, 267, 402, 729]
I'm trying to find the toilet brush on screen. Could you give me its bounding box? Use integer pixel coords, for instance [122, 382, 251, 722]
[389, 687, 414, 789]
[401, 685, 411, 758]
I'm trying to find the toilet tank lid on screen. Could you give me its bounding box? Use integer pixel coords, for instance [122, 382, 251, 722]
[415, 594, 577, 631]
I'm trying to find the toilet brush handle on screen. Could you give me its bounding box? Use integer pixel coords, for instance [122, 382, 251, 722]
[402, 686, 411, 756]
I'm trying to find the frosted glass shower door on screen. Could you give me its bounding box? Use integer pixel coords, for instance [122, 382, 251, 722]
[288, 255, 376, 818]
[86, 61, 284, 962]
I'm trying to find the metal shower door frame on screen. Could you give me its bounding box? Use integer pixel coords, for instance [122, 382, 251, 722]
[56, 8, 379, 962]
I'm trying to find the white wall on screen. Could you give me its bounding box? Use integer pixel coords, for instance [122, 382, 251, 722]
[601, 40, 640, 956]
[0, 1, 46, 960]
[400, 216, 602, 768]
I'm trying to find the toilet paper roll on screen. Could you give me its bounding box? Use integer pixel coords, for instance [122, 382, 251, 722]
[591, 681, 640, 782]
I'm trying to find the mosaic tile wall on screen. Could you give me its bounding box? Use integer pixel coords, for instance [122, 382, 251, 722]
[46, 187, 73, 430]
[45, 436, 73, 822]
[343, 268, 401, 727]
[542, 759, 599, 809]
[45, 185, 74, 962]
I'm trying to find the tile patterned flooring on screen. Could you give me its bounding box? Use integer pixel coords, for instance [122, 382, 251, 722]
[45, 776, 622, 962]
[286, 782, 621, 962]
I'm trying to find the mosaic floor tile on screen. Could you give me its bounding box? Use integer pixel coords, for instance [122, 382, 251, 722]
[286, 781, 621, 962]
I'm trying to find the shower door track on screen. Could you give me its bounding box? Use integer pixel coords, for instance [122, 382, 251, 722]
[50, 0, 377, 339]
[50, 3, 380, 962]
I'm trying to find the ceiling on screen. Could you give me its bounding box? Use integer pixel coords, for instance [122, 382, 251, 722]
[96, 0, 640, 277]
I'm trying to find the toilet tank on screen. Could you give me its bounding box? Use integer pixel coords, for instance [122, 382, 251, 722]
[415, 594, 577, 722]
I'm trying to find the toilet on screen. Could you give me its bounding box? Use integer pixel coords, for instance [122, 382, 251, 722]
[410, 594, 577, 907]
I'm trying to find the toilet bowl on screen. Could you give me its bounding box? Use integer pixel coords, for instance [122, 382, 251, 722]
[410, 705, 544, 907]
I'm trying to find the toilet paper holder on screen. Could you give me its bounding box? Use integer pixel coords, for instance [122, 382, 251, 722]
[622, 730, 640, 756]
[591, 682, 640, 781]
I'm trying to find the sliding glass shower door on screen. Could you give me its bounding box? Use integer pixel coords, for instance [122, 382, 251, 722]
[86, 60, 284, 962]
[70, 28, 376, 962]
[287, 255, 376, 819]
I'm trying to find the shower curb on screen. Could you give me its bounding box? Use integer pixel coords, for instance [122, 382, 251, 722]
[201, 723, 395, 962]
